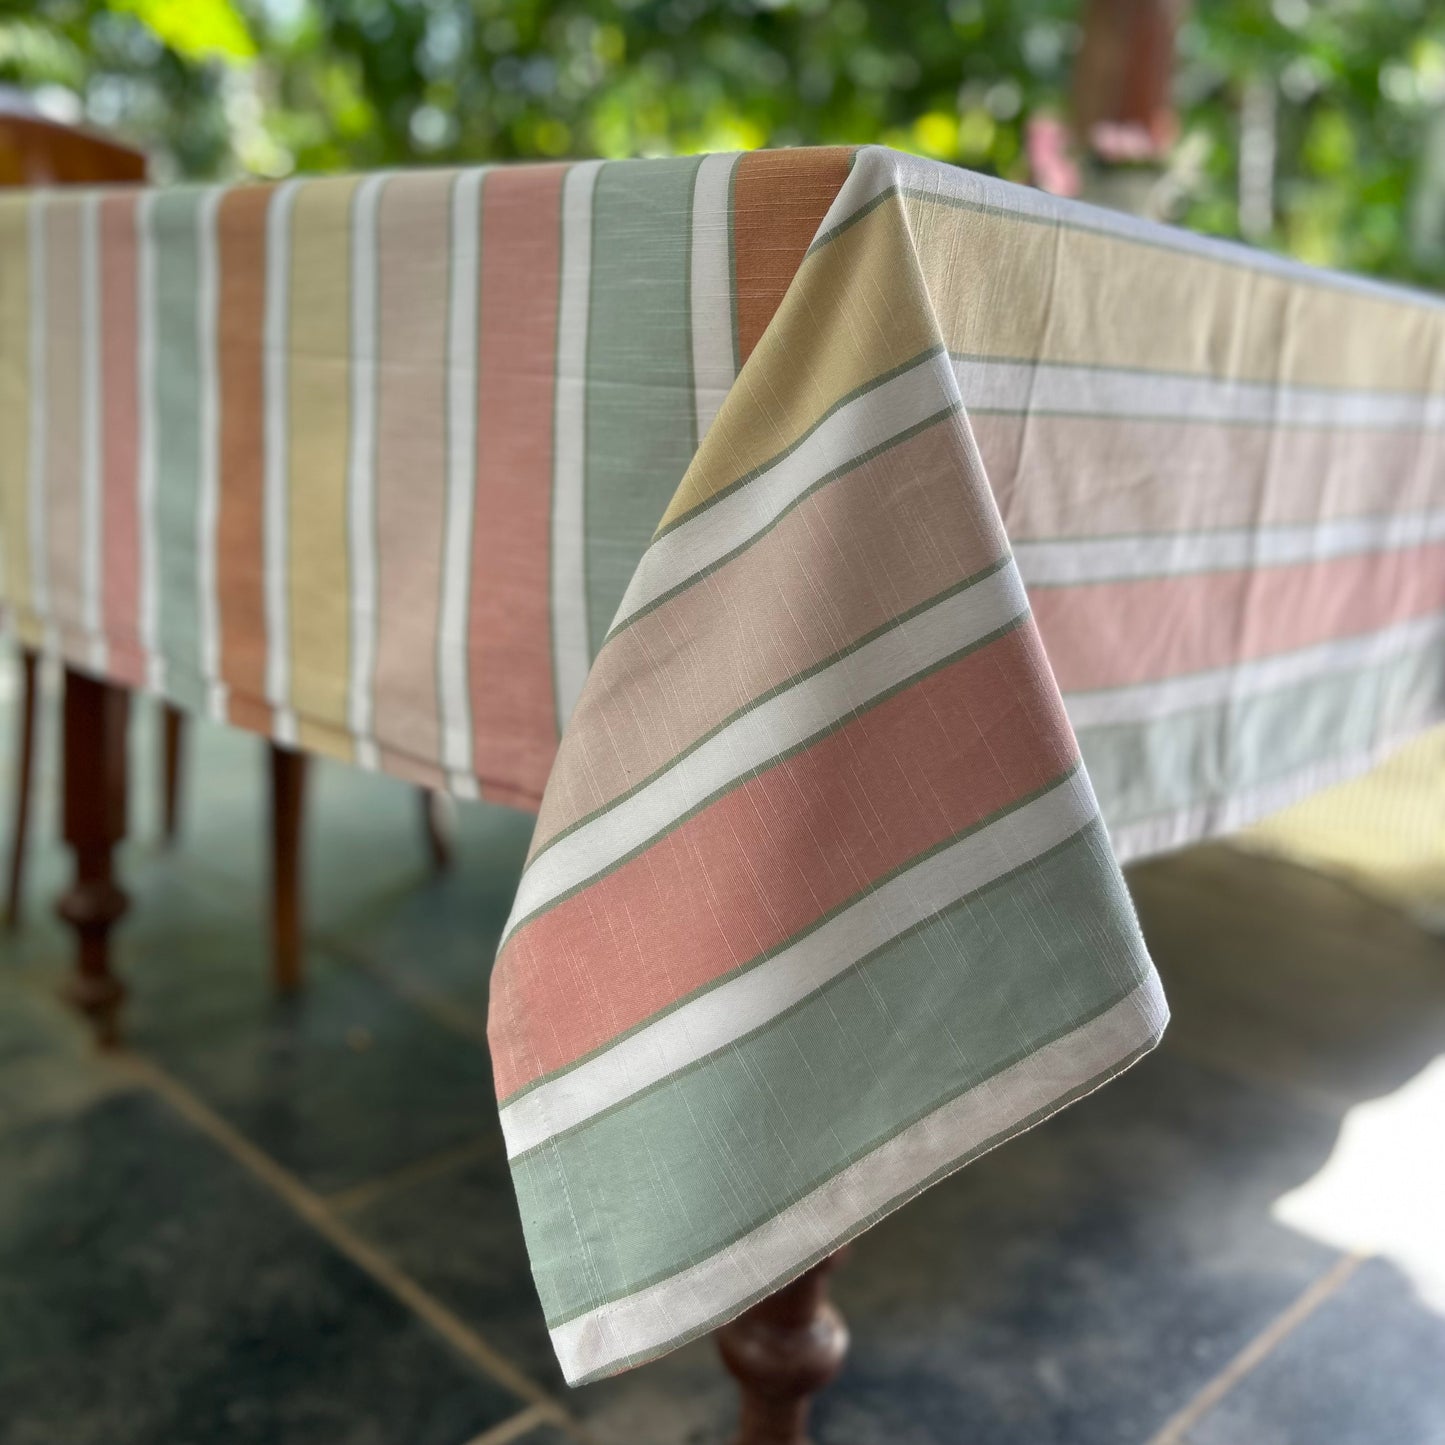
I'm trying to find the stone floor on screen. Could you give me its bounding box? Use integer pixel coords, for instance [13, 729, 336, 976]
[2, 656, 1444, 1445]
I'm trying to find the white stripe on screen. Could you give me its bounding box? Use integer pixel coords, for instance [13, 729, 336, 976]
[954, 355, 1445, 430]
[135, 191, 163, 692]
[195, 188, 226, 720]
[1066, 611, 1445, 730]
[439, 168, 483, 776]
[550, 159, 602, 733]
[347, 174, 386, 770]
[447, 768, 481, 802]
[503, 563, 1028, 947]
[1017, 508, 1445, 587]
[79, 194, 105, 672]
[548, 972, 1168, 1384]
[25, 194, 49, 625]
[610, 351, 958, 633]
[263, 180, 300, 740]
[689, 153, 739, 445]
[502, 766, 1100, 1159]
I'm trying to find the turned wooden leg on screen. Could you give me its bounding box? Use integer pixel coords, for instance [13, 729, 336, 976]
[160, 702, 184, 846]
[269, 742, 306, 996]
[717, 1252, 850, 1445]
[419, 787, 453, 873]
[4, 647, 39, 930]
[57, 667, 130, 1046]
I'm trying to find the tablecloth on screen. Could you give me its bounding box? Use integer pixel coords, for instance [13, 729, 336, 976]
[3, 144, 1442, 1383]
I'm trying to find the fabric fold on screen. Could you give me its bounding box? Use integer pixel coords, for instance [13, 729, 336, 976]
[489, 146, 1168, 1385]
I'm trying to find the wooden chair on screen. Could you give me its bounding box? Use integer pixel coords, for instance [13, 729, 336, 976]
[0, 95, 452, 990]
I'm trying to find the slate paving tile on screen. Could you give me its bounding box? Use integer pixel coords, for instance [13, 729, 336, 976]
[1184, 1257, 1445, 1445]
[0, 1088, 525, 1445]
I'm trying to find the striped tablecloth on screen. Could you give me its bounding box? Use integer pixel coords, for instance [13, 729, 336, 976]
[3, 145, 1441, 1383]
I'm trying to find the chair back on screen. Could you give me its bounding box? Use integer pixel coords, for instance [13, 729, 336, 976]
[0, 87, 146, 187]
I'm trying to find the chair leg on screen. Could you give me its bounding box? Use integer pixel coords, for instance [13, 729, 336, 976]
[419, 788, 454, 873]
[269, 743, 306, 996]
[160, 702, 184, 846]
[717, 1251, 850, 1445]
[4, 647, 39, 931]
[56, 666, 130, 1046]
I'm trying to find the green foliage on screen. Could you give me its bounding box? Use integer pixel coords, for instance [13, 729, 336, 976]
[3, 0, 1443, 284]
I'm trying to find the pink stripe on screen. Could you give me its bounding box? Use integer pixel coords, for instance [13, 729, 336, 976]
[99, 194, 143, 686]
[490, 622, 1077, 1098]
[468, 166, 563, 803]
[43, 200, 84, 654]
[1033, 538, 1445, 693]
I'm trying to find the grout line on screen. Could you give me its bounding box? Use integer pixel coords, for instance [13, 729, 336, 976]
[110, 1048, 564, 1417]
[325, 1131, 505, 1216]
[317, 931, 493, 1045]
[1142, 1251, 1368, 1445]
[458, 1401, 563, 1445]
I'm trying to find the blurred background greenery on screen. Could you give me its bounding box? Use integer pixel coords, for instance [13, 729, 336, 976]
[5, 0, 1445, 284]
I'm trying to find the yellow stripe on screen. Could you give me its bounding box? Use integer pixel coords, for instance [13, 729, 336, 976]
[0, 198, 31, 622]
[287, 177, 359, 755]
[908, 195, 1445, 391]
[658, 194, 939, 529]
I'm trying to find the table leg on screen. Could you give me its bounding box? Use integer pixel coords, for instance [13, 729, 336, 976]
[4, 647, 39, 930]
[56, 666, 130, 1046]
[160, 702, 185, 845]
[419, 788, 453, 873]
[717, 1251, 850, 1445]
[269, 743, 306, 995]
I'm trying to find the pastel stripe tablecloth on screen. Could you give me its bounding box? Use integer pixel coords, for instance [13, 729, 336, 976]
[4, 145, 1442, 1383]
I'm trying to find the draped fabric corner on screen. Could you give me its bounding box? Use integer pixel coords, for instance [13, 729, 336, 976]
[489, 147, 1166, 1382]
[5, 142, 1444, 1385]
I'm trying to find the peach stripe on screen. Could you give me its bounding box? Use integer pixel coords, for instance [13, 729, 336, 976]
[44, 202, 83, 648]
[491, 622, 1075, 1097]
[470, 166, 563, 803]
[973, 412, 1445, 540]
[732, 148, 854, 363]
[99, 195, 143, 686]
[1034, 537, 1445, 694]
[532, 416, 1008, 848]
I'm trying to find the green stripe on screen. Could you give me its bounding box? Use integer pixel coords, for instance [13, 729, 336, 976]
[583, 156, 705, 659]
[514, 821, 1150, 1326]
[151, 189, 208, 710]
[566, 1026, 1162, 1385]
[506, 753, 1077, 1111]
[506, 604, 1028, 945]
[1081, 634, 1445, 831]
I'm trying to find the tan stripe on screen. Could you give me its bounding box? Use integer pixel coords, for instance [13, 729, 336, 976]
[975, 412, 1445, 540]
[0, 198, 30, 616]
[287, 176, 359, 754]
[371, 172, 451, 767]
[658, 194, 939, 528]
[910, 195, 1445, 392]
[532, 414, 1006, 847]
